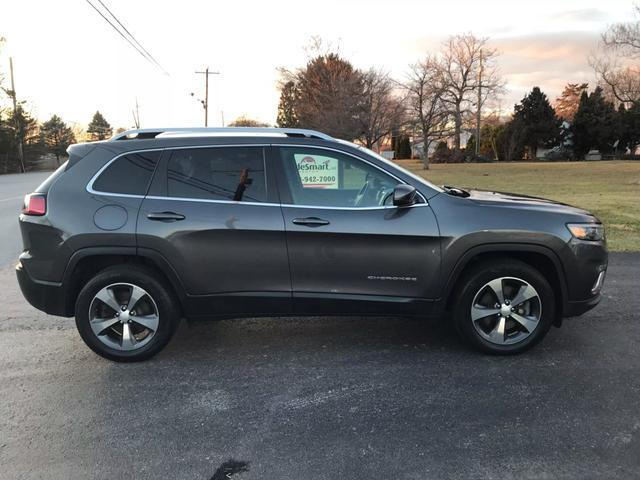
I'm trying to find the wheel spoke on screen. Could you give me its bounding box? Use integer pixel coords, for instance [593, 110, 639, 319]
[511, 284, 538, 307]
[90, 283, 158, 351]
[486, 278, 505, 304]
[95, 287, 121, 313]
[488, 316, 506, 343]
[471, 305, 500, 322]
[90, 317, 121, 336]
[510, 312, 539, 333]
[127, 285, 147, 311]
[132, 314, 159, 332]
[121, 322, 137, 349]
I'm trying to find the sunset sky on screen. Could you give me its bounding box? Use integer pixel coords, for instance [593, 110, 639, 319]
[0, 0, 635, 130]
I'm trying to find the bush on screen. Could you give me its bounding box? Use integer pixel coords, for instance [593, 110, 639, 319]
[431, 142, 494, 164]
[543, 146, 574, 161]
[432, 144, 465, 164]
[464, 154, 495, 163]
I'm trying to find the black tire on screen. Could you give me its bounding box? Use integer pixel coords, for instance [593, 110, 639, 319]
[75, 265, 180, 362]
[452, 259, 555, 355]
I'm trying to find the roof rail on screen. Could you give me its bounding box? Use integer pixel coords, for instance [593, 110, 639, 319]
[110, 127, 334, 141]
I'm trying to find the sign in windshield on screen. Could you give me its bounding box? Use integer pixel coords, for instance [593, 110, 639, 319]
[294, 153, 339, 189]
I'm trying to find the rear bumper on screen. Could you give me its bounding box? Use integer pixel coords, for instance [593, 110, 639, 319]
[16, 261, 71, 317]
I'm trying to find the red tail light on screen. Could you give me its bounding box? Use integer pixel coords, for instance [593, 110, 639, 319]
[22, 194, 47, 216]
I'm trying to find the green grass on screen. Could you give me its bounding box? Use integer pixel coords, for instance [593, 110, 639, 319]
[396, 160, 640, 251]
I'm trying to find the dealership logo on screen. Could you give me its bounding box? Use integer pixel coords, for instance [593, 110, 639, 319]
[297, 156, 332, 171]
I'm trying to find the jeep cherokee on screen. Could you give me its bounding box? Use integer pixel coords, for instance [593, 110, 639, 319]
[16, 127, 608, 361]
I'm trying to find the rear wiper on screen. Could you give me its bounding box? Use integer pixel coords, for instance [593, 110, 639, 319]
[442, 185, 470, 198]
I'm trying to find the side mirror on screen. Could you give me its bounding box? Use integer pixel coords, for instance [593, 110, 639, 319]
[393, 184, 417, 207]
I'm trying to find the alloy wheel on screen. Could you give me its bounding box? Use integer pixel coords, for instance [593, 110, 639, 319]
[88, 283, 160, 351]
[470, 276, 542, 345]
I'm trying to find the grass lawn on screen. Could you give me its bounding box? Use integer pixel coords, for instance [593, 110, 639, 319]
[396, 160, 640, 251]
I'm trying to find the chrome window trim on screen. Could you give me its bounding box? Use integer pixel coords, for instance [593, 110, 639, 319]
[86, 145, 270, 198]
[86, 143, 430, 210]
[87, 147, 165, 198]
[275, 143, 428, 205]
[141, 195, 430, 211]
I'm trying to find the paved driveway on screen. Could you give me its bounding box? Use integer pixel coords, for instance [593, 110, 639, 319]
[1, 172, 639, 479]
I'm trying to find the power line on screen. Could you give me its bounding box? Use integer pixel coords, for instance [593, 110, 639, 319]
[95, 0, 168, 75]
[85, 0, 169, 76]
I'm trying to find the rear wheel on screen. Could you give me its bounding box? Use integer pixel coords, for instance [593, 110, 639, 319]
[452, 260, 555, 354]
[75, 265, 179, 362]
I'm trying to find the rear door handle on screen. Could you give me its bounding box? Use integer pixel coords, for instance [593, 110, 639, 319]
[147, 211, 185, 222]
[292, 217, 330, 227]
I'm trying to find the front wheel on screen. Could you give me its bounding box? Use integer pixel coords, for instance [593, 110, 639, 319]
[75, 265, 180, 362]
[452, 260, 556, 355]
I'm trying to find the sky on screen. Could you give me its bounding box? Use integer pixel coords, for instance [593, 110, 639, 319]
[0, 0, 635, 131]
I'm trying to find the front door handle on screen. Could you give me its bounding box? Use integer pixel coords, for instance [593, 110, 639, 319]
[147, 211, 185, 222]
[292, 217, 330, 227]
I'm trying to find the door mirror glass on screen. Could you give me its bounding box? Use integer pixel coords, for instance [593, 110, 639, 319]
[393, 184, 417, 207]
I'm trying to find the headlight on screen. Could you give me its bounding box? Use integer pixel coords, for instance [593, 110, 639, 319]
[566, 223, 605, 241]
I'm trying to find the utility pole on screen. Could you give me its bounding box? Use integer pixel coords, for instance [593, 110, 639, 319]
[9, 57, 26, 173]
[195, 67, 220, 127]
[475, 49, 483, 156]
[132, 97, 140, 128]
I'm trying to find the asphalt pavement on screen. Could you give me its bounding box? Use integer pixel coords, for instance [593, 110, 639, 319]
[1, 172, 639, 479]
[0, 171, 50, 266]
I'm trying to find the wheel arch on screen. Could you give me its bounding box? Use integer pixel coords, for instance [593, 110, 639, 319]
[442, 244, 568, 324]
[62, 247, 187, 317]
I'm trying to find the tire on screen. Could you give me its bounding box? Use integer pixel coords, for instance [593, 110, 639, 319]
[75, 265, 180, 362]
[452, 259, 555, 355]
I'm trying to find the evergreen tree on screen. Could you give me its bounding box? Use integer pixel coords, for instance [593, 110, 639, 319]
[395, 135, 412, 159]
[617, 103, 640, 156]
[512, 87, 561, 159]
[571, 87, 618, 159]
[465, 134, 476, 155]
[41, 115, 76, 165]
[87, 111, 113, 141]
[276, 81, 299, 128]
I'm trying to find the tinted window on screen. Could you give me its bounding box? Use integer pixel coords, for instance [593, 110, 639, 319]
[166, 147, 266, 202]
[92, 151, 161, 195]
[279, 147, 397, 208]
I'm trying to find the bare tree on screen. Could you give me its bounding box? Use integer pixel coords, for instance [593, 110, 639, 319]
[592, 5, 640, 106]
[357, 69, 404, 149]
[437, 34, 503, 152]
[403, 56, 450, 169]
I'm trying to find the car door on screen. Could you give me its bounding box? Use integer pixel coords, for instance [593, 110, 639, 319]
[273, 145, 441, 315]
[137, 145, 291, 317]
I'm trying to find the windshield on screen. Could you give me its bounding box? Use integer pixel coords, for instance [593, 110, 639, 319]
[335, 140, 444, 196]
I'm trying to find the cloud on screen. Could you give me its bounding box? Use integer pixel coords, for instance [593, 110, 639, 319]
[492, 31, 601, 107]
[551, 8, 609, 23]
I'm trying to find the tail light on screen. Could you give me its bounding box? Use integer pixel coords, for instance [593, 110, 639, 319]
[22, 193, 47, 216]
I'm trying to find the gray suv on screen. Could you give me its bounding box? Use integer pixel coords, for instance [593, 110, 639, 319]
[16, 128, 607, 361]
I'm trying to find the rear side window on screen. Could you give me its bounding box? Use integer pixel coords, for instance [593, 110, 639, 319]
[166, 147, 266, 203]
[92, 151, 161, 196]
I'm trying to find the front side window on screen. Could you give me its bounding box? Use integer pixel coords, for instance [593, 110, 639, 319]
[279, 147, 397, 208]
[166, 147, 266, 203]
[92, 151, 161, 195]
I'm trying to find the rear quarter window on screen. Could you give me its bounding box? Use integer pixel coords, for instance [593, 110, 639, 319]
[91, 151, 161, 196]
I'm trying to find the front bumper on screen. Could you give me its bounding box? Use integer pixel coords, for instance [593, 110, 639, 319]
[561, 237, 607, 318]
[564, 292, 602, 317]
[16, 261, 70, 317]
